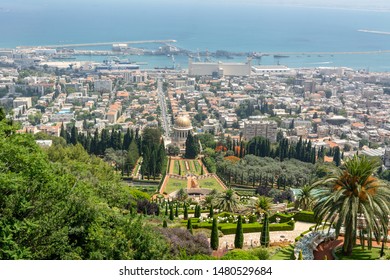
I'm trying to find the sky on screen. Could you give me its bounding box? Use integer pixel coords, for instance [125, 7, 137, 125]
[2, 0, 390, 10]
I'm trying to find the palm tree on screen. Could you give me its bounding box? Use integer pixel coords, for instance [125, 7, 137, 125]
[253, 196, 273, 216]
[215, 189, 241, 213]
[295, 185, 314, 211]
[313, 155, 390, 256]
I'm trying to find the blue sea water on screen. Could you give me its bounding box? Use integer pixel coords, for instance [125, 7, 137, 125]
[1, 0, 390, 71]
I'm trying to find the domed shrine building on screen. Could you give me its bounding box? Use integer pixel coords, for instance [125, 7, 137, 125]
[172, 115, 193, 153]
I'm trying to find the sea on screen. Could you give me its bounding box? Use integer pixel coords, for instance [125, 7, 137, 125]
[2, 0, 390, 71]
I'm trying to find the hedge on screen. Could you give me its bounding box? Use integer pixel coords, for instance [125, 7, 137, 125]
[293, 211, 318, 223]
[192, 220, 295, 235]
[269, 211, 318, 224]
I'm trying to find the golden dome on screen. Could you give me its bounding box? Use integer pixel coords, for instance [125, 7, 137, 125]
[174, 115, 192, 128]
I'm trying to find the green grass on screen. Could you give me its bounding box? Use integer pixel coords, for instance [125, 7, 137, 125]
[270, 245, 295, 260]
[164, 178, 187, 194]
[335, 246, 384, 260]
[180, 160, 187, 174]
[198, 177, 225, 192]
[173, 160, 181, 175]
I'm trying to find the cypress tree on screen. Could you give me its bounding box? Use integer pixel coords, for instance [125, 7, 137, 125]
[210, 218, 219, 250]
[184, 132, 198, 159]
[333, 146, 341, 167]
[298, 250, 303, 260]
[234, 215, 244, 249]
[260, 213, 270, 247]
[163, 220, 168, 228]
[184, 204, 188, 220]
[70, 125, 78, 145]
[187, 219, 193, 234]
[155, 206, 160, 216]
[165, 203, 168, 216]
[175, 203, 179, 217]
[169, 204, 174, 221]
[209, 205, 214, 218]
[123, 128, 131, 150]
[60, 122, 67, 140]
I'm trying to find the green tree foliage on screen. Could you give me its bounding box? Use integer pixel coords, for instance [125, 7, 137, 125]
[126, 140, 139, 171]
[0, 121, 171, 260]
[184, 132, 198, 159]
[209, 205, 214, 218]
[183, 204, 188, 220]
[215, 189, 241, 213]
[210, 218, 219, 250]
[333, 146, 341, 167]
[187, 219, 193, 234]
[169, 205, 174, 221]
[163, 220, 168, 228]
[260, 213, 270, 247]
[313, 155, 390, 256]
[234, 215, 244, 249]
[295, 185, 314, 211]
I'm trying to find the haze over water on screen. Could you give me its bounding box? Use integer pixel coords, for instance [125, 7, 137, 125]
[2, 0, 390, 71]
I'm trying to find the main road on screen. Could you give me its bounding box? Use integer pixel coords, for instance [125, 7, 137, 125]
[157, 78, 171, 141]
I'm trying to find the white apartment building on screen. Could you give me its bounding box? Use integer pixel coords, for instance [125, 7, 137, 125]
[242, 120, 278, 142]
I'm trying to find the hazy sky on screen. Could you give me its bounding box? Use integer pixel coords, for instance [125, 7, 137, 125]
[1, 0, 390, 8]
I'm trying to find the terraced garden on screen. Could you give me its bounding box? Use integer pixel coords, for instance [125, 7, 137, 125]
[171, 159, 204, 176]
[198, 177, 225, 192]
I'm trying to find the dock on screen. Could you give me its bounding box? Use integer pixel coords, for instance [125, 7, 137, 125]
[16, 39, 177, 49]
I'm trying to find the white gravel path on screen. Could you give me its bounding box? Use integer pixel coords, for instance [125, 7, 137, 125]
[214, 221, 315, 250]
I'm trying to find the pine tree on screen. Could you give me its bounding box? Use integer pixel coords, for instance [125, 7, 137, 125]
[163, 220, 168, 228]
[187, 219, 193, 234]
[210, 218, 219, 250]
[234, 215, 244, 249]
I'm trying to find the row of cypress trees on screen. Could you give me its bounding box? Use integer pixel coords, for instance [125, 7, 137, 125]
[209, 214, 270, 250]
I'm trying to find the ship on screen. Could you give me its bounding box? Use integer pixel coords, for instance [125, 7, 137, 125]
[273, 54, 289, 58]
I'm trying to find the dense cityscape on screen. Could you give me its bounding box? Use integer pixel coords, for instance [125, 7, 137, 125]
[1, 41, 390, 262]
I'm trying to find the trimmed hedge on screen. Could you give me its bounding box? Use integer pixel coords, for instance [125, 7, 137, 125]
[293, 211, 318, 223]
[269, 211, 317, 224]
[269, 213, 292, 223]
[192, 220, 295, 235]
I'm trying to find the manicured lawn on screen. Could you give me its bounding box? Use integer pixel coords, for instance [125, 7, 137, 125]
[172, 159, 202, 176]
[173, 160, 181, 175]
[335, 246, 384, 260]
[198, 177, 225, 192]
[180, 160, 187, 174]
[270, 245, 295, 260]
[164, 178, 187, 194]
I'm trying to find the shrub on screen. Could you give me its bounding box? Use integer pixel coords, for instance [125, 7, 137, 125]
[251, 248, 270, 260]
[220, 249, 258, 260]
[159, 228, 212, 257]
[293, 211, 317, 223]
